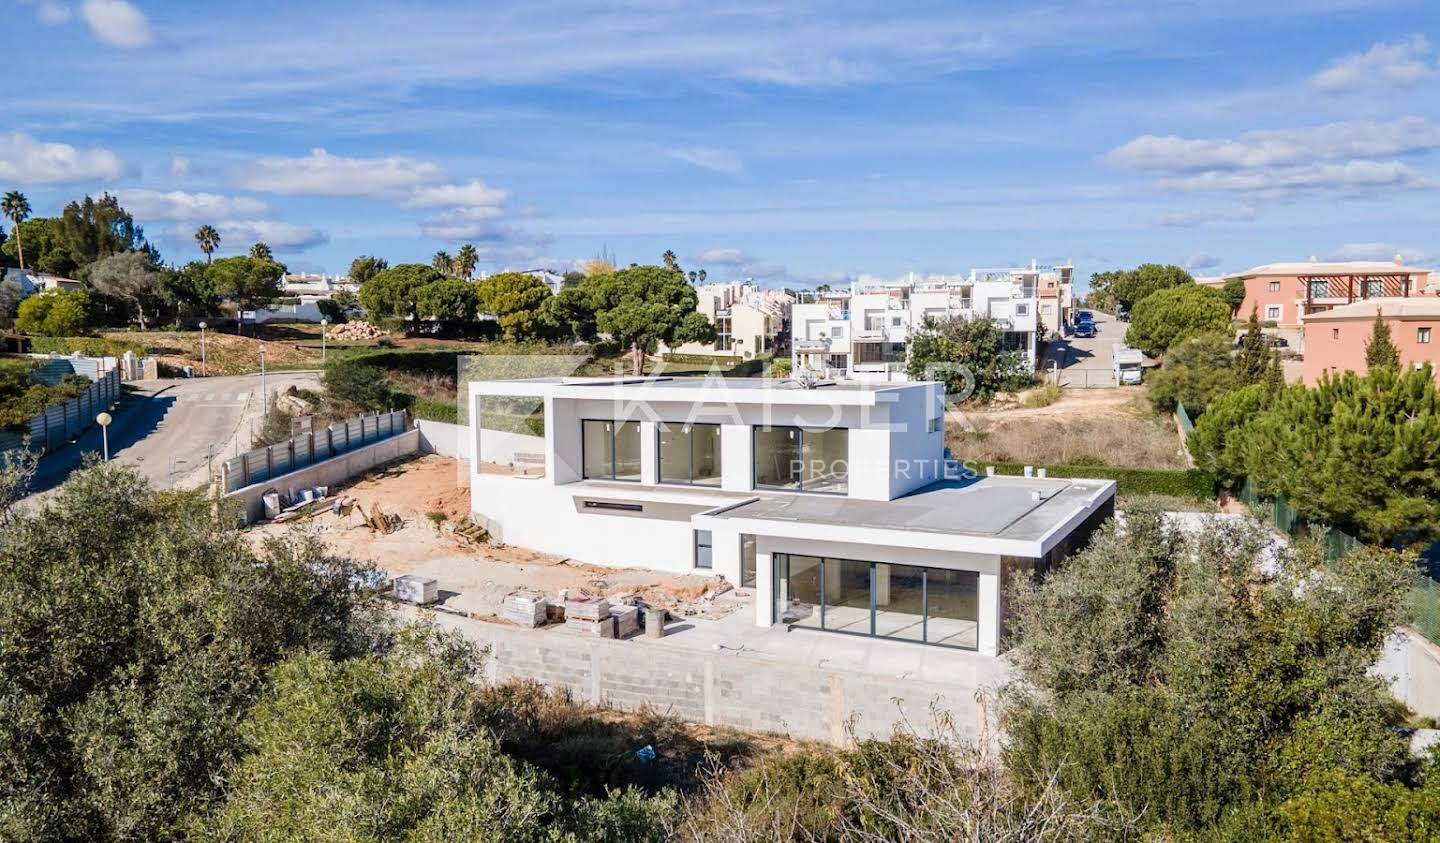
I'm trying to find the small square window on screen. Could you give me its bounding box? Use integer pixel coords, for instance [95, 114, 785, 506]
[1268, 281, 1280, 292]
[1332, 328, 1340, 339]
[1016, 303, 1029, 316]
[1420, 327, 1432, 344]
[1266, 306, 1281, 320]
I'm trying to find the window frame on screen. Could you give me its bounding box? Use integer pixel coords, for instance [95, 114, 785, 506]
[1419, 327, 1432, 345]
[694, 530, 713, 569]
[1265, 305, 1282, 321]
[656, 422, 723, 487]
[751, 424, 849, 494]
[1268, 281, 1281, 292]
[580, 418, 641, 482]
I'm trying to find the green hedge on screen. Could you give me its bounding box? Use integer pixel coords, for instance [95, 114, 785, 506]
[29, 336, 148, 357]
[408, 395, 459, 424]
[987, 461, 1217, 501]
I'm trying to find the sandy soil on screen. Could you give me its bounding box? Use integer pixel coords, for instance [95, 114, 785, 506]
[247, 454, 744, 621]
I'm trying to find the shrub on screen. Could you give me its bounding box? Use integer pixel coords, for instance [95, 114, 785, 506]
[1145, 333, 1239, 414]
[29, 336, 147, 357]
[1126, 284, 1232, 356]
[1022, 383, 1062, 408]
[15, 288, 94, 336]
[321, 359, 395, 412]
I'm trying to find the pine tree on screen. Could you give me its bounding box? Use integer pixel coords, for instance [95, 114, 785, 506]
[1363, 311, 1400, 371]
[1235, 306, 1270, 385]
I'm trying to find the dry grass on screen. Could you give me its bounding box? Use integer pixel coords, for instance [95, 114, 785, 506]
[1021, 383, 1063, 408]
[949, 400, 1187, 469]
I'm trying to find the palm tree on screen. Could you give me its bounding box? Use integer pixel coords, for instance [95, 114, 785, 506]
[249, 242, 273, 261]
[698, 269, 707, 283]
[432, 250, 453, 275]
[2, 191, 32, 270]
[662, 249, 678, 271]
[689, 270, 697, 283]
[455, 244, 478, 279]
[195, 224, 220, 264]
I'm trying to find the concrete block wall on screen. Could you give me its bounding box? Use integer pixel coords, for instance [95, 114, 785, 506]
[223, 429, 421, 524]
[436, 612, 990, 745]
[1376, 628, 1440, 720]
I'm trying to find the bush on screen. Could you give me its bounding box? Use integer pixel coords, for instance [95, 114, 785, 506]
[986, 461, 1216, 501]
[321, 359, 396, 412]
[409, 395, 458, 424]
[1126, 284, 1232, 356]
[1022, 383, 1062, 408]
[15, 288, 94, 336]
[1144, 332, 1240, 414]
[29, 336, 147, 357]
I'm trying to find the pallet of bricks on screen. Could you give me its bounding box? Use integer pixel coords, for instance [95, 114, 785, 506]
[502, 591, 548, 627]
[564, 596, 614, 638]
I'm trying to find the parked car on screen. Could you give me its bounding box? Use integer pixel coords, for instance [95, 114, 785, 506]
[1074, 310, 1094, 324]
[1073, 322, 1097, 338]
[1232, 333, 1289, 349]
[1116, 305, 1130, 321]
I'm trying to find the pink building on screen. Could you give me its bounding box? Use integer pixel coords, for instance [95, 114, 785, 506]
[1208, 258, 1435, 327]
[1301, 299, 1440, 385]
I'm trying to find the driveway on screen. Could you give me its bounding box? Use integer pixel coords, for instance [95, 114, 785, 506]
[27, 371, 320, 495]
[1042, 313, 1130, 387]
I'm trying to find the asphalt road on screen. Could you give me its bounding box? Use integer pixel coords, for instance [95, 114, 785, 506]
[28, 371, 320, 495]
[1043, 312, 1130, 387]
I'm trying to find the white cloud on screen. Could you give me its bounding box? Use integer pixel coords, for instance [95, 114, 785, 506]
[1325, 242, 1430, 263]
[213, 220, 329, 251]
[0, 132, 125, 184]
[1156, 160, 1427, 196]
[419, 207, 513, 239]
[1106, 118, 1440, 173]
[1310, 35, 1434, 93]
[1155, 206, 1259, 227]
[170, 156, 191, 179]
[79, 0, 154, 48]
[695, 247, 753, 266]
[402, 179, 510, 209]
[23, 0, 73, 24]
[239, 148, 447, 198]
[118, 189, 269, 221]
[667, 146, 744, 175]
[1186, 253, 1221, 270]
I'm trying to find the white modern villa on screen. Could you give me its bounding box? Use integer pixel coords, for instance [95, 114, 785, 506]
[791, 262, 1073, 382]
[468, 376, 1114, 656]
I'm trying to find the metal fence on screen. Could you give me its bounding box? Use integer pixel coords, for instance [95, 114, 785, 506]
[0, 366, 122, 455]
[220, 410, 408, 493]
[1235, 475, 1363, 561]
[1175, 400, 1196, 438]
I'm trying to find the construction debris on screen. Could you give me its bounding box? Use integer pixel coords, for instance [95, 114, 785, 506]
[328, 320, 390, 342]
[451, 516, 490, 546]
[363, 502, 403, 534]
[611, 603, 640, 638]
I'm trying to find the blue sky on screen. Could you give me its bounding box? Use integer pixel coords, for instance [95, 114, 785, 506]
[3, 0, 1440, 289]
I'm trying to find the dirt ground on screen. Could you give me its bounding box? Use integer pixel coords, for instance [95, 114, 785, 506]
[247, 454, 746, 621]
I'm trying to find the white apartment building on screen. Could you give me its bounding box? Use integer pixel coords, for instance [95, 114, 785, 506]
[666, 282, 793, 360]
[791, 262, 1072, 382]
[281, 273, 358, 297]
[468, 376, 1115, 655]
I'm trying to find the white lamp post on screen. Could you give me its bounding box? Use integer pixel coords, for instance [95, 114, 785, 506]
[198, 321, 208, 376]
[258, 343, 267, 416]
[96, 412, 112, 462]
[320, 317, 329, 362]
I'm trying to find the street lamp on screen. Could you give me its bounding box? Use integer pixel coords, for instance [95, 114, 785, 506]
[198, 321, 208, 376]
[258, 343, 267, 416]
[320, 317, 329, 363]
[96, 412, 112, 462]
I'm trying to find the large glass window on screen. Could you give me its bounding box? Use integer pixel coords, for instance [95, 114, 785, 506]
[772, 554, 978, 649]
[581, 419, 641, 482]
[658, 423, 721, 486]
[740, 534, 756, 588]
[753, 426, 847, 493]
[694, 530, 713, 569]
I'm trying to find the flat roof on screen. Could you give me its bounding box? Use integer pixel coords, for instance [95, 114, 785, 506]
[471, 376, 934, 406]
[1232, 261, 1434, 278]
[1304, 298, 1440, 321]
[707, 474, 1114, 547]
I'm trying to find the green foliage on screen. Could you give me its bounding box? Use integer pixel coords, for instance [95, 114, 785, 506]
[1145, 332, 1240, 414]
[1187, 382, 1272, 480]
[1005, 506, 1418, 837]
[1023, 382, 1063, 408]
[315, 296, 348, 323]
[454, 243, 479, 279]
[349, 255, 388, 286]
[0, 463, 385, 841]
[409, 395, 459, 423]
[1234, 306, 1273, 386]
[541, 285, 598, 342]
[905, 314, 1033, 402]
[1280, 770, 1440, 842]
[359, 263, 443, 320]
[414, 277, 479, 324]
[247, 242, 273, 261]
[157, 261, 220, 318]
[1222, 276, 1248, 311]
[767, 356, 793, 378]
[1, 217, 76, 276]
[323, 359, 397, 412]
[585, 265, 715, 372]
[194, 224, 220, 262]
[987, 461, 1217, 500]
[1365, 312, 1401, 371]
[15, 287, 94, 336]
[1126, 283, 1232, 356]
[2, 190, 32, 269]
[28, 335, 146, 357]
[1090, 263, 1194, 310]
[205, 255, 285, 311]
[1226, 365, 1440, 546]
[88, 250, 163, 329]
[476, 271, 552, 341]
[0, 361, 94, 429]
[60, 194, 153, 276]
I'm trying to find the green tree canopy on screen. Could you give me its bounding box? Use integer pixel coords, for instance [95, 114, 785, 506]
[1144, 332, 1240, 414]
[541, 285, 598, 342]
[348, 255, 389, 286]
[1111, 263, 1194, 309]
[158, 261, 221, 319]
[88, 250, 163, 330]
[15, 287, 93, 336]
[1222, 276, 1248, 311]
[358, 263, 442, 320]
[248, 242, 273, 261]
[1125, 283, 1232, 356]
[2, 190, 32, 269]
[476, 271, 552, 341]
[904, 314, 1032, 401]
[414, 277, 479, 324]
[454, 243, 479, 279]
[205, 255, 285, 312]
[584, 265, 714, 373]
[0, 217, 77, 277]
[1006, 505, 1419, 837]
[1364, 312, 1401, 371]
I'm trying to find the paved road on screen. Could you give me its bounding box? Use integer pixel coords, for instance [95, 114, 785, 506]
[28, 371, 320, 494]
[1042, 312, 1130, 387]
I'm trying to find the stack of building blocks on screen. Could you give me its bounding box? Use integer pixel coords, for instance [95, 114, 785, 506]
[564, 596, 614, 638]
[502, 591, 548, 627]
[610, 604, 639, 638]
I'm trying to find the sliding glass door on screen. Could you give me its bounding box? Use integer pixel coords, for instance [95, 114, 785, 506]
[772, 554, 978, 649]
